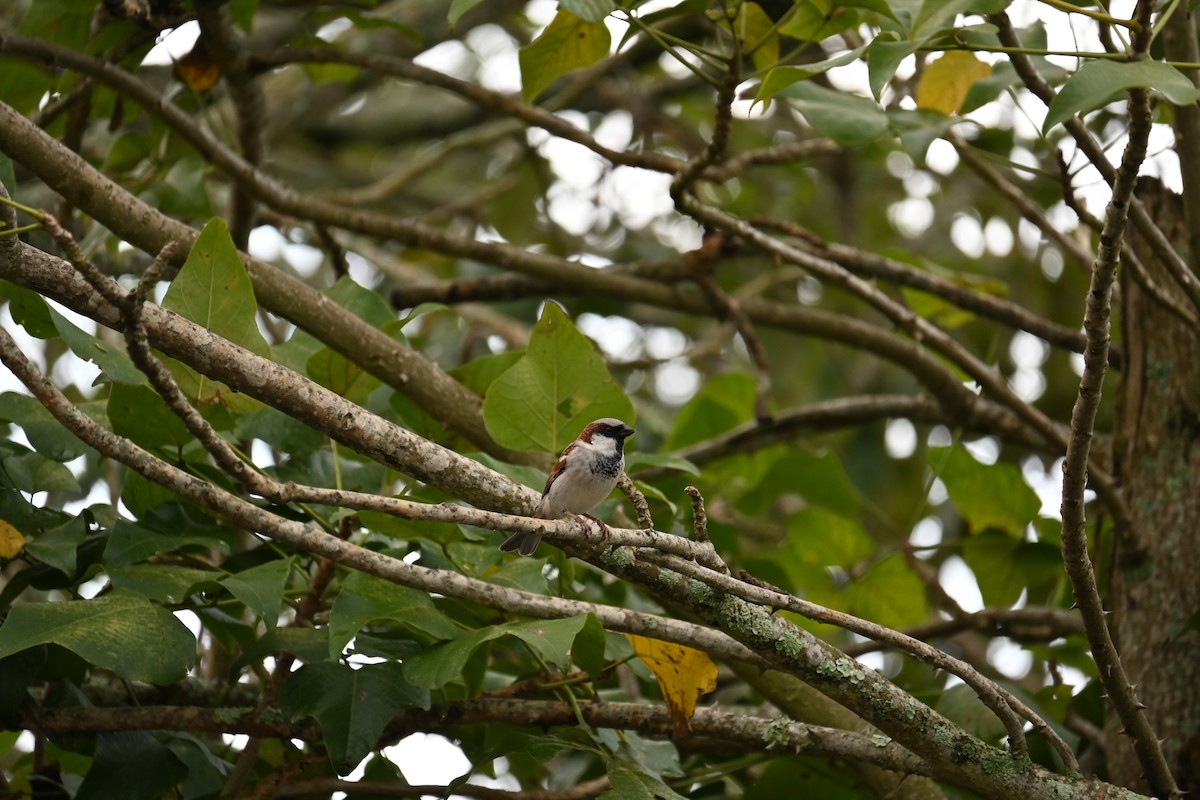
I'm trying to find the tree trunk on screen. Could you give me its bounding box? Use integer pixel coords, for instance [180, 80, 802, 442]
[1110, 180, 1200, 793]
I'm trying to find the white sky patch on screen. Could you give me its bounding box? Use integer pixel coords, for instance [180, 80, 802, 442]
[655, 360, 701, 405]
[884, 418, 917, 459]
[465, 26, 521, 93]
[939, 556, 984, 612]
[910, 517, 944, 551]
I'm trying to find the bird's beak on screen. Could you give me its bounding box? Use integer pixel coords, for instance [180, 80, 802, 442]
[623, 424, 636, 438]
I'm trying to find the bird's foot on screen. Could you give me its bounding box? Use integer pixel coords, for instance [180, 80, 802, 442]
[574, 513, 611, 540]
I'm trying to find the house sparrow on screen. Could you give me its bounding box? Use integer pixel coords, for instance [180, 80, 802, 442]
[500, 418, 636, 556]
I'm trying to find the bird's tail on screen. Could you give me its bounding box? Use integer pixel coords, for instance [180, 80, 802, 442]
[499, 532, 541, 556]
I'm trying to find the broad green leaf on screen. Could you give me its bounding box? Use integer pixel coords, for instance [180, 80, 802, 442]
[561, 0, 616, 22]
[962, 531, 1064, 606]
[601, 763, 688, 800]
[404, 615, 591, 689]
[25, 516, 87, 576]
[48, 307, 144, 385]
[328, 571, 460, 657]
[161, 218, 270, 409]
[781, 0, 860, 42]
[572, 613, 608, 678]
[75, 731, 188, 800]
[1044, 59, 1200, 133]
[868, 36, 921, 100]
[452, 350, 525, 395]
[788, 508, 874, 574]
[103, 520, 231, 568]
[781, 82, 889, 147]
[735, 2, 779, 72]
[912, 0, 1009, 39]
[843, 555, 927, 628]
[889, 107, 957, 161]
[939, 446, 1040, 536]
[625, 452, 700, 477]
[448, 0, 486, 27]
[936, 684, 1008, 743]
[755, 47, 867, 105]
[219, 558, 292, 628]
[1, 450, 81, 494]
[0, 392, 88, 462]
[0, 590, 195, 684]
[234, 626, 330, 672]
[916, 51, 993, 115]
[903, 286, 978, 328]
[483, 303, 634, 455]
[520, 11, 611, 102]
[0, 280, 57, 338]
[664, 371, 756, 451]
[107, 564, 221, 604]
[0, 1, 92, 113]
[107, 382, 194, 454]
[306, 346, 381, 403]
[739, 448, 861, 519]
[281, 661, 429, 775]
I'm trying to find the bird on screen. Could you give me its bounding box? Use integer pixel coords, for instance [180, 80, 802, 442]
[499, 418, 636, 556]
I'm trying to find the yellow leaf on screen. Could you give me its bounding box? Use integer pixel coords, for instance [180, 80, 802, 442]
[628, 634, 717, 735]
[0, 519, 27, 559]
[736, 2, 779, 72]
[916, 52, 992, 115]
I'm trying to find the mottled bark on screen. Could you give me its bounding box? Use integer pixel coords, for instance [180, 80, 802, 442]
[1111, 180, 1200, 793]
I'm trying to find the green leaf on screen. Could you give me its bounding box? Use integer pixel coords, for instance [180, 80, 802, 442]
[234, 626, 330, 672]
[939, 446, 1040, 536]
[1, 450, 81, 494]
[483, 303, 634, 455]
[625, 452, 700, 477]
[103, 520, 231, 568]
[107, 382, 194, 454]
[601, 762, 688, 800]
[911, 0, 1009, 39]
[404, 616, 591, 690]
[306, 346, 381, 404]
[1043, 59, 1200, 133]
[161, 218, 270, 409]
[572, 613, 608, 678]
[755, 47, 867, 105]
[520, 11, 611, 102]
[736, 2, 779, 72]
[281, 661, 429, 775]
[781, 82, 889, 147]
[328, 571, 460, 658]
[0, 280, 57, 338]
[25, 516, 87, 576]
[107, 564, 221, 604]
[561, 0, 616, 22]
[0, 590, 195, 684]
[843, 555, 927, 628]
[664, 372, 756, 451]
[936, 684, 1008, 743]
[452, 350, 525, 395]
[962, 531, 1064, 606]
[448, 0, 486, 27]
[868, 35, 922, 100]
[0, 392, 89, 462]
[75, 731, 188, 800]
[780, 0, 860, 42]
[219, 558, 292, 628]
[739, 448, 861, 519]
[903, 286, 977, 328]
[48, 307, 144, 385]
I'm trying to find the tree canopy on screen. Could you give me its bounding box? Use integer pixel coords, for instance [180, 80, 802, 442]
[1, 0, 1199, 798]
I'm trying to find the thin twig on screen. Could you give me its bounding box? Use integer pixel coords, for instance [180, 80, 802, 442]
[1056, 0, 1180, 794]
